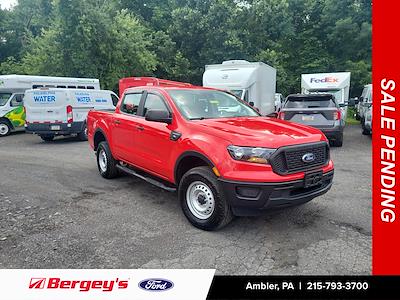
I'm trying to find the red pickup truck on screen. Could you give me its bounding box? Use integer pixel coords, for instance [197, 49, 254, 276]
[87, 82, 334, 230]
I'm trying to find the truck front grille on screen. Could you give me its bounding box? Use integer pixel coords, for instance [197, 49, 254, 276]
[270, 142, 329, 175]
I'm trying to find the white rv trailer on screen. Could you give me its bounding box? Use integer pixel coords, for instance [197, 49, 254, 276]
[203, 60, 276, 115]
[0, 74, 100, 136]
[301, 72, 351, 119]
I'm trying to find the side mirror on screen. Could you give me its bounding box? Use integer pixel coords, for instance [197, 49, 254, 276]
[267, 112, 278, 118]
[16, 95, 23, 102]
[145, 109, 172, 124]
[249, 101, 255, 107]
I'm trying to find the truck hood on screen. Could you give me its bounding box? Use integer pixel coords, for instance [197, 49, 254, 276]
[191, 117, 326, 148]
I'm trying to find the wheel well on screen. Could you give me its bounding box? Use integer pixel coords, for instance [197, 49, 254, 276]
[0, 117, 13, 129]
[93, 130, 106, 151]
[175, 154, 212, 184]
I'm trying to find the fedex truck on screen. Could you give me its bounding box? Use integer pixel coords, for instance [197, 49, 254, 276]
[203, 60, 276, 115]
[301, 72, 351, 119]
[0, 74, 100, 136]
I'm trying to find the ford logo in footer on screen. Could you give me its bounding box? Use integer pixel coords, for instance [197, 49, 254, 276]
[302, 153, 315, 163]
[138, 278, 174, 292]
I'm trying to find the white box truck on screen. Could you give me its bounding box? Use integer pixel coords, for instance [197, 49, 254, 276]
[0, 74, 100, 136]
[203, 60, 276, 115]
[24, 88, 118, 141]
[301, 72, 351, 119]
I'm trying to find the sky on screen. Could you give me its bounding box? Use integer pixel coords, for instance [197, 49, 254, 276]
[0, 0, 17, 9]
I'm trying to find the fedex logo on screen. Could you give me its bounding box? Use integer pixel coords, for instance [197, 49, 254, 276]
[310, 77, 339, 83]
[29, 277, 129, 292]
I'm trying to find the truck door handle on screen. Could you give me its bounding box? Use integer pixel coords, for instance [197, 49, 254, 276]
[113, 119, 121, 124]
[136, 125, 144, 131]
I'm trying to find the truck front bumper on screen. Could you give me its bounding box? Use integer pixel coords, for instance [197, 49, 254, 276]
[26, 122, 84, 136]
[219, 170, 334, 216]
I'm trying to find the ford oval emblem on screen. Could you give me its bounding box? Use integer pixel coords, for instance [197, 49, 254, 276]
[302, 153, 315, 163]
[138, 278, 174, 292]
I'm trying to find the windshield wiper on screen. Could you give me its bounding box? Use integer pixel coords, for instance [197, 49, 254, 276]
[189, 117, 207, 120]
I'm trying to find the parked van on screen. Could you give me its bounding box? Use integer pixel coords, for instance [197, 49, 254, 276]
[357, 84, 372, 122]
[24, 88, 118, 141]
[203, 60, 277, 115]
[0, 74, 100, 136]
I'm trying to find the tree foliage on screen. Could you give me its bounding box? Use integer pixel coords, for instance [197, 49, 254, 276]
[0, 0, 371, 96]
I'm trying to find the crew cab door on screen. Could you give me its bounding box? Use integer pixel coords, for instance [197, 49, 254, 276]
[111, 92, 143, 163]
[134, 92, 175, 180]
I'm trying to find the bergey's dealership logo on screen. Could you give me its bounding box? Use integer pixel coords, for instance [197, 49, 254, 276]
[29, 278, 46, 289]
[28, 277, 129, 292]
[138, 278, 174, 292]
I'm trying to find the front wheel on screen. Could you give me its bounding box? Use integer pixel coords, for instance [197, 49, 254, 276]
[179, 166, 233, 231]
[0, 121, 11, 137]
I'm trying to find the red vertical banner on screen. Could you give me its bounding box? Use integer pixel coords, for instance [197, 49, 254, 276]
[373, 0, 400, 274]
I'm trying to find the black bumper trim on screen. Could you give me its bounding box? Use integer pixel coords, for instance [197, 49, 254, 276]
[26, 122, 84, 136]
[218, 170, 334, 216]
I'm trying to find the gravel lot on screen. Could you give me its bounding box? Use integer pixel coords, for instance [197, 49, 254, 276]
[0, 125, 371, 274]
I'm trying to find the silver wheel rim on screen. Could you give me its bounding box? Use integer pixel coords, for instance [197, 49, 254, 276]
[186, 181, 215, 220]
[98, 149, 107, 172]
[0, 123, 9, 136]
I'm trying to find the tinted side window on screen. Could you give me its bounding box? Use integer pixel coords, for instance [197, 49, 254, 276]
[143, 94, 169, 116]
[120, 93, 142, 115]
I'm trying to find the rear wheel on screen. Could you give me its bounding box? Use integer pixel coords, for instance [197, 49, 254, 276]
[40, 135, 55, 142]
[0, 121, 11, 137]
[97, 141, 119, 179]
[77, 123, 88, 141]
[179, 166, 233, 231]
[332, 133, 343, 147]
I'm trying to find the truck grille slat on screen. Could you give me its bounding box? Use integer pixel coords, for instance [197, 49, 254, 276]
[270, 142, 329, 175]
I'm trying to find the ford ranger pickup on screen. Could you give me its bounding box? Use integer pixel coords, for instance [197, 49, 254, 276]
[87, 83, 334, 230]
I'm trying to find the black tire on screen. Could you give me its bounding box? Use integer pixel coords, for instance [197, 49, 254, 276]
[40, 135, 55, 142]
[362, 127, 371, 135]
[361, 119, 370, 135]
[77, 123, 88, 141]
[179, 166, 233, 231]
[0, 120, 11, 137]
[96, 141, 119, 179]
[332, 133, 343, 147]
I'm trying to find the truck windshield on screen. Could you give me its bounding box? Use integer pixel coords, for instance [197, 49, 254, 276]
[285, 95, 337, 108]
[168, 89, 259, 120]
[0, 93, 12, 106]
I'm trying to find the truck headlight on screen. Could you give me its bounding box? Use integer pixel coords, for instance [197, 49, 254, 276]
[227, 145, 276, 164]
